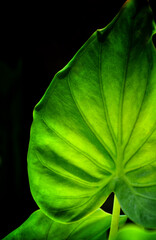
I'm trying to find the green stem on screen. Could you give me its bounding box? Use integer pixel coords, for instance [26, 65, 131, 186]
[108, 194, 121, 240]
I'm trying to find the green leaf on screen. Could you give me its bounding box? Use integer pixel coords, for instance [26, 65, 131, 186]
[115, 224, 156, 240]
[2, 209, 127, 240]
[27, 0, 156, 228]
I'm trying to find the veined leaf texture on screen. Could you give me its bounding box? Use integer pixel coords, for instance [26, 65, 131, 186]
[28, 0, 156, 228]
[3, 209, 126, 240]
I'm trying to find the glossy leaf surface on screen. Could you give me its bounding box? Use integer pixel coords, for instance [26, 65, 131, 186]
[28, 0, 156, 227]
[3, 209, 127, 240]
[115, 224, 156, 240]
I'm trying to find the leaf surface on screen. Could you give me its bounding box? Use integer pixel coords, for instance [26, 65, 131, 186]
[28, 0, 156, 227]
[115, 224, 156, 240]
[2, 209, 127, 240]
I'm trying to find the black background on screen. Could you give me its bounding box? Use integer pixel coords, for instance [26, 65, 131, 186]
[0, 0, 156, 238]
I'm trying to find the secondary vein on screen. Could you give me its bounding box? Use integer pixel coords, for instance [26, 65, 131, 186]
[125, 158, 156, 174]
[131, 182, 156, 188]
[34, 149, 96, 188]
[67, 72, 116, 164]
[123, 49, 151, 155]
[124, 124, 156, 166]
[118, 28, 133, 146]
[41, 117, 113, 175]
[99, 43, 117, 152]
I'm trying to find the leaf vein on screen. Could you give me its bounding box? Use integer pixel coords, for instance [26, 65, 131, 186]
[46, 221, 54, 240]
[41, 117, 113, 175]
[39, 177, 113, 212]
[99, 43, 117, 151]
[124, 124, 156, 166]
[131, 182, 156, 188]
[34, 146, 97, 188]
[125, 158, 156, 174]
[123, 177, 156, 217]
[67, 72, 116, 164]
[123, 55, 151, 154]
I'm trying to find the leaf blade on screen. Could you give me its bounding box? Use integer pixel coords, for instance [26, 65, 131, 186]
[115, 224, 156, 240]
[28, 0, 156, 227]
[2, 209, 127, 240]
